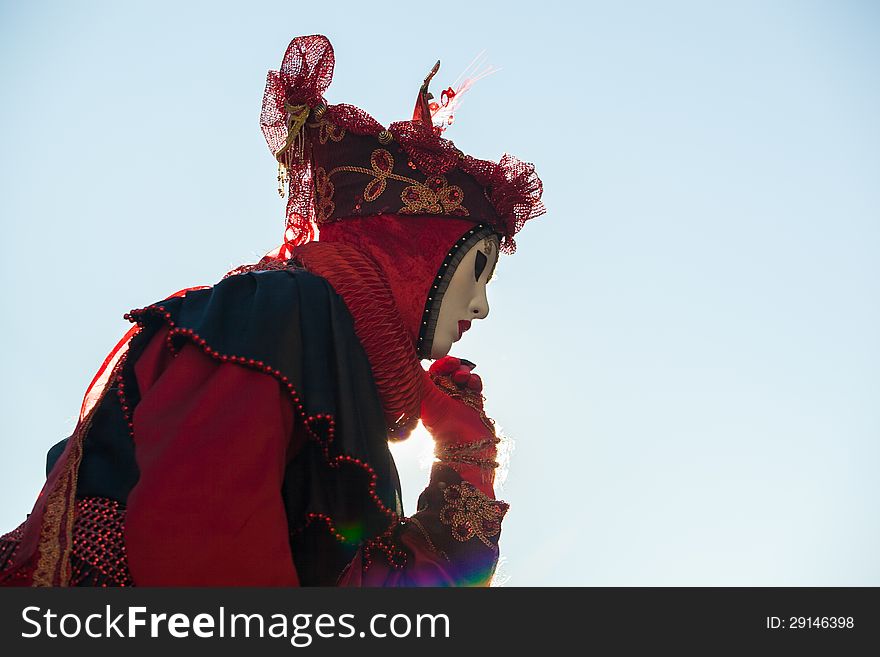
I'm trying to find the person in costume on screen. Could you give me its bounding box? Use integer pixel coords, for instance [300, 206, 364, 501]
[0, 34, 544, 587]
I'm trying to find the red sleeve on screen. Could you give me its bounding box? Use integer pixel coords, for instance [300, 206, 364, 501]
[337, 464, 508, 587]
[123, 326, 305, 586]
[337, 362, 509, 587]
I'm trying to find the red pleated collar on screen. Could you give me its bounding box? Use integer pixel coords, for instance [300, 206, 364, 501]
[291, 241, 426, 439]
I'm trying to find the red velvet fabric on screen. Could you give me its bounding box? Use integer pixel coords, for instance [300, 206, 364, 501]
[318, 214, 476, 349]
[124, 326, 303, 586]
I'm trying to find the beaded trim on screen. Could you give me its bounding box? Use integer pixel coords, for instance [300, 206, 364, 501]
[0, 525, 24, 574]
[122, 306, 402, 558]
[362, 530, 409, 571]
[417, 224, 498, 359]
[435, 438, 500, 471]
[69, 497, 134, 587]
[405, 516, 450, 562]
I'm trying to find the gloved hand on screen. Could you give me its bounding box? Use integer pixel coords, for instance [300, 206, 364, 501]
[344, 357, 507, 587]
[430, 356, 483, 392]
[421, 357, 487, 432]
[420, 356, 498, 495]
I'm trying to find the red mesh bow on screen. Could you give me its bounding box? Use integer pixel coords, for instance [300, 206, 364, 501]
[260, 35, 336, 254]
[261, 34, 335, 155]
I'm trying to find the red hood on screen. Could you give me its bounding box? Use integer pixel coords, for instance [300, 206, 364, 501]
[317, 214, 477, 350]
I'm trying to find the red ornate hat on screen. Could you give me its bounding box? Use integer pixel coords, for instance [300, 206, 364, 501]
[259, 34, 545, 258]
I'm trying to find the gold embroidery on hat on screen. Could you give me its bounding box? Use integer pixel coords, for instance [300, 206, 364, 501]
[314, 167, 336, 224]
[400, 175, 468, 216]
[309, 117, 346, 145]
[323, 149, 468, 218]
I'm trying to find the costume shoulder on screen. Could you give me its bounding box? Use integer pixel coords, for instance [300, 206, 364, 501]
[134, 268, 337, 365]
[48, 265, 396, 505]
[30, 265, 402, 587]
[127, 264, 404, 585]
[127, 266, 374, 414]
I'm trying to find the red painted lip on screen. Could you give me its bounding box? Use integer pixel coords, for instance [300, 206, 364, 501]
[457, 320, 472, 340]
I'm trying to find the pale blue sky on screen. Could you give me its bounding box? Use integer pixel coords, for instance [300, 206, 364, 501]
[1, 0, 878, 585]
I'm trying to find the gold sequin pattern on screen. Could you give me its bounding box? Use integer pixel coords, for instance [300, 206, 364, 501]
[438, 482, 508, 549]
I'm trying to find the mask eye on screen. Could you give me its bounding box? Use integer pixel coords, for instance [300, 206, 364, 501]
[474, 250, 488, 281]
